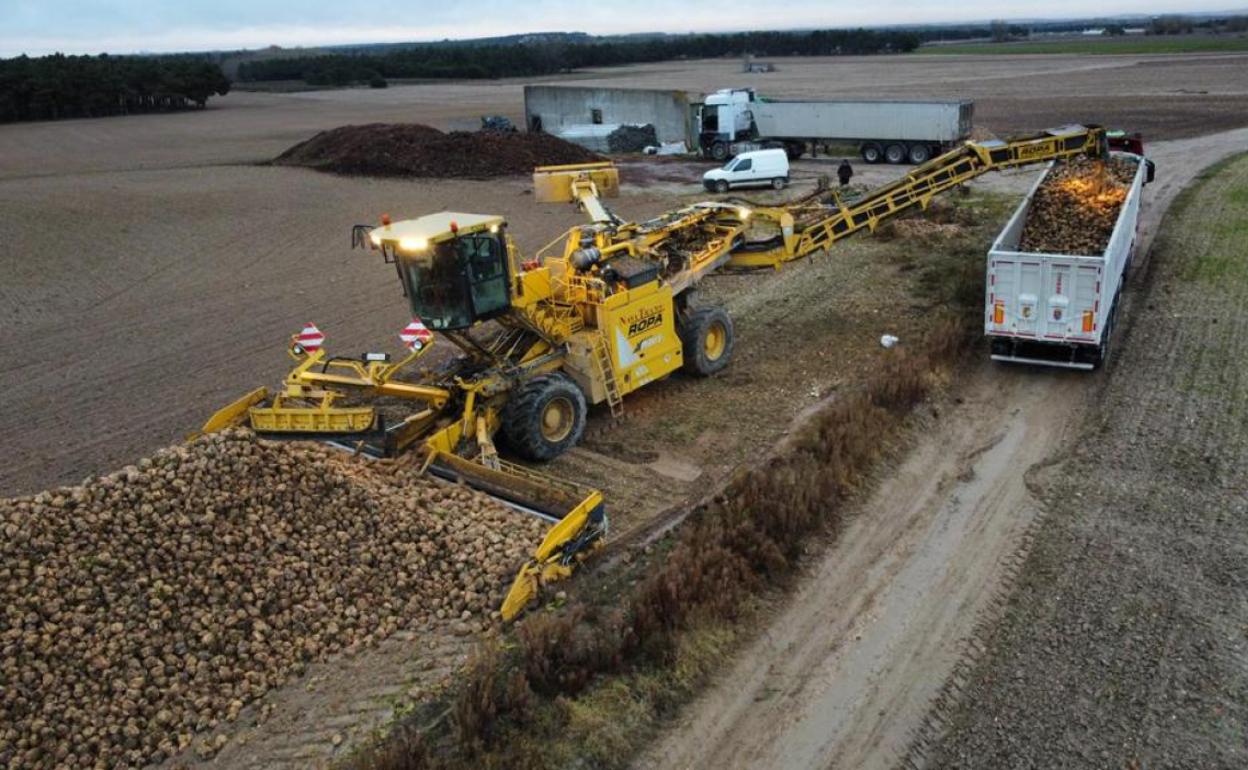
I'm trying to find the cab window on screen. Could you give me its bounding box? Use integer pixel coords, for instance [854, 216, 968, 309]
[734, 158, 753, 172]
[402, 247, 473, 330]
[459, 235, 509, 318]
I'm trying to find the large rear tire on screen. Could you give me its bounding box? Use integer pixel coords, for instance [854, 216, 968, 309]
[679, 306, 735, 377]
[500, 373, 587, 461]
[711, 142, 730, 162]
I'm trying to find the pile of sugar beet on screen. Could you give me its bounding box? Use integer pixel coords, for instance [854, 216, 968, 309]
[274, 123, 603, 178]
[0, 430, 545, 769]
[1018, 156, 1137, 256]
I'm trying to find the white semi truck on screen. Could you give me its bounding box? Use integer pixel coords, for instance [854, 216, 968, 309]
[696, 88, 973, 164]
[985, 146, 1153, 370]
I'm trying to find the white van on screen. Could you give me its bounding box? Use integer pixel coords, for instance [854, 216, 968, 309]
[703, 149, 789, 193]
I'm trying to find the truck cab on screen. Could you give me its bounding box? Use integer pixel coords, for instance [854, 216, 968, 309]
[702, 149, 789, 193]
[697, 88, 757, 161]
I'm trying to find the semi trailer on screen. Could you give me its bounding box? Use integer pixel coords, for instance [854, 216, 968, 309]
[696, 88, 973, 163]
[985, 146, 1153, 370]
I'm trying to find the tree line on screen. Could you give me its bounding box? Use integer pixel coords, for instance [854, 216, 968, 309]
[0, 54, 230, 123]
[236, 29, 922, 85]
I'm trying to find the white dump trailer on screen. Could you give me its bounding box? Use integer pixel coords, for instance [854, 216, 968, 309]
[697, 88, 972, 164]
[985, 152, 1151, 370]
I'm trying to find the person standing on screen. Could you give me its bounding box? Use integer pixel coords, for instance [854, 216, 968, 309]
[837, 159, 854, 187]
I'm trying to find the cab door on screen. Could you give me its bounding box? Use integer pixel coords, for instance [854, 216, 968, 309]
[732, 157, 754, 185]
[460, 235, 510, 320]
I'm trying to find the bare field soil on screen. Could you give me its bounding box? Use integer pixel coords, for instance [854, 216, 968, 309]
[924, 152, 1248, 770]
[0, 168, 602, 497]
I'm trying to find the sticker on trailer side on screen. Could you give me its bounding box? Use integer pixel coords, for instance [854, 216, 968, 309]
[1016, 139, 1058, 161]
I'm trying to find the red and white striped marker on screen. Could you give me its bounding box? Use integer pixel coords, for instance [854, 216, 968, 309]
[399, 318, 433, 351]
[296, 322, 325, 353]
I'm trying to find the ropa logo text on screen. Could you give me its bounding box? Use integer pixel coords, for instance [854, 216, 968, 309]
[623, 305, 664, 337]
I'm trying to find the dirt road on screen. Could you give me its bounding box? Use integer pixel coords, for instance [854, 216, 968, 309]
[634, 126, 1248, 770]
[924, 149, 1248, 769]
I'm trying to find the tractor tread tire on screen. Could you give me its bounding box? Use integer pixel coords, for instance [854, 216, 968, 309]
[679, 306, 735, 377]
[500, 373, 587, 461]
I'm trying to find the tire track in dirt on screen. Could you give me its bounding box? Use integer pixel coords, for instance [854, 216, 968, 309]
[632, 126, 1248, 770]
[636, 365, 1086, 770]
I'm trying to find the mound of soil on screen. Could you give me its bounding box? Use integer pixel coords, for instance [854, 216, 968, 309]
[608, 124, 659, 153]
[274, 123, 603, 178]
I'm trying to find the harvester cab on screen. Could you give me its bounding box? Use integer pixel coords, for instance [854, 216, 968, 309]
[360, 212, 514, 331]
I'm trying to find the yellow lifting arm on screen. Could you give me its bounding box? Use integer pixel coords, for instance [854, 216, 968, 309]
[533, 162, 621, 223]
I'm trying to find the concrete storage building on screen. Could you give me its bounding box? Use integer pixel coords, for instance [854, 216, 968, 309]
[523, 85, 702, 148]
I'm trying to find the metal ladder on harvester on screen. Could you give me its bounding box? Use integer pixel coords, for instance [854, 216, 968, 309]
[591, 331, 623, 419]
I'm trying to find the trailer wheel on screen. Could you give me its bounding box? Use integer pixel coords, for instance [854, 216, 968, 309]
[885, 144, 907, 164]
[784, 142, 805, 160]
[771, 177, 787, 190]
[861, 142, 883, 164]
[711, 142, 730, 162]
[500, 373, 587, 461]
[907, 144, 932, 164]
[1093, 293, 1122, 369]
[679, 306, 735, 377]
[714, 179, 729, 194]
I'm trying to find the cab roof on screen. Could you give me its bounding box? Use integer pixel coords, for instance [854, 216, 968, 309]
[373, 212, 504, 245]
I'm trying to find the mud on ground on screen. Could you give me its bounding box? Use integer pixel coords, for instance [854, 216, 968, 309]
[923, 154, 1248, 769]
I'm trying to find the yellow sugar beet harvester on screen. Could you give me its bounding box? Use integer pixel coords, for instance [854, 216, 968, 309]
[204, 125, 1120, 620]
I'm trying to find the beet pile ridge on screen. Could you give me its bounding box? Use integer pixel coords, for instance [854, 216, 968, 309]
[0, 430, 543, 768]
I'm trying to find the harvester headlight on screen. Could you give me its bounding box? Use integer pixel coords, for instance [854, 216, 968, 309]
[738, 207, 751, 221]
[399, 236, 429, 252]
[369, 231, 382, 247]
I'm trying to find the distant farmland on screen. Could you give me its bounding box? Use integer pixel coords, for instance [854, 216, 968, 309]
[922, 35, 1248, 55]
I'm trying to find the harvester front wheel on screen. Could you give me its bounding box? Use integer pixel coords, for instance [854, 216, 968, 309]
[501, 374, 587, 461]
[679, 307, 735, 377]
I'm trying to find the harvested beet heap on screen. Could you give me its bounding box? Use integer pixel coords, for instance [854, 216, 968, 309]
[0, 430, 545, 768]
[274, 123, 602, 178]
[1018, 157, 1137, 256]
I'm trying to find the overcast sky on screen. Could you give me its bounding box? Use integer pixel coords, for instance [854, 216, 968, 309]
[0, 1, 1219, 58]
